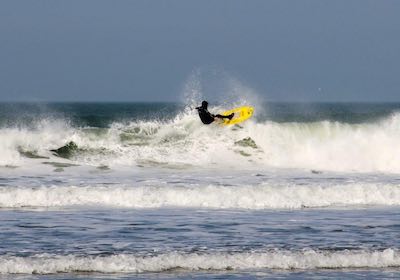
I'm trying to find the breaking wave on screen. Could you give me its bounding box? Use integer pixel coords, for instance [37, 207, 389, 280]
[0, 249, 399, 274]
[2, 109, 400, 173]
[1, 182, 400, 209]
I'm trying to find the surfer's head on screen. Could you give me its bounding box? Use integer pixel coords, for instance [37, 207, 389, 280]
[201, 100, 208, 109]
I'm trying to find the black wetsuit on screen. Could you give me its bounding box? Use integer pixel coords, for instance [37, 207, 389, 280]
[196, 105, 233, 124]
[196, 107, 215, 124]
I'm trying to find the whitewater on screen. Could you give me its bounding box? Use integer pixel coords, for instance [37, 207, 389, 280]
[1, 102, 400, 279]
[3, 105, 400, 173]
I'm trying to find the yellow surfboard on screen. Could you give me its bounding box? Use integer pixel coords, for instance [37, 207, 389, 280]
[220, 106, 254, 125]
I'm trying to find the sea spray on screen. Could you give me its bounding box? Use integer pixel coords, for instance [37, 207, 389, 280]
[2, 103, 400, 172]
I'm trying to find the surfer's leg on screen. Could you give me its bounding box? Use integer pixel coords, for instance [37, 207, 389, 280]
[215, 113, 234, 120]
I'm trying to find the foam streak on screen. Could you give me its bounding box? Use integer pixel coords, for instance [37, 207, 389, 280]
[1, 183, 400, 209]
[0, 249, 399, 274]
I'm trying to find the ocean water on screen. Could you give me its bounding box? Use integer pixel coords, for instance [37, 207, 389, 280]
[1, 102, 400, 279]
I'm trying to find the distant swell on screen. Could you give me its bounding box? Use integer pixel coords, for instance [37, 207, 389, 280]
[1, 183, 400, 209]
[0, 249, 399, 274]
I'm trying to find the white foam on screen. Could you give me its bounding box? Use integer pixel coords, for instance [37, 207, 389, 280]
[2, 111, 400, 173]
[1, 182, 400, 209]
[0, 119, 73, 166]
[245, 114, 400, 173]
[0, 249, 398, 274]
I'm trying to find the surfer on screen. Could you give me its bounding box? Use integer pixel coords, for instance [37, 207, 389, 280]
[195, 101, 234, 124]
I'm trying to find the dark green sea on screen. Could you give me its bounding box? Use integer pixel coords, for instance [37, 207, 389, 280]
[1, 102, 400, 127]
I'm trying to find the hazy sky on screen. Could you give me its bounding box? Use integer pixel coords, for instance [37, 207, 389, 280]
[1, 0, 399, 102]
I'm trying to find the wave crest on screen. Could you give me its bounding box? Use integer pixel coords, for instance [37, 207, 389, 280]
[1, 183, 400, 209]
[2, 111, 400, 173]
[0, 249, 398, 274]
